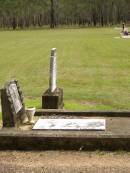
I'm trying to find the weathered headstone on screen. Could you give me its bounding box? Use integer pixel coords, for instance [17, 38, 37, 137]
[1, 80, 25, 127]
[42, 48, 63, 109]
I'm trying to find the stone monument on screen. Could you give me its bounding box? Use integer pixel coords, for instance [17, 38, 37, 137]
[42, 48, 63, 109]
[49, 48, 57, 92]
[1, 80, 25, 127]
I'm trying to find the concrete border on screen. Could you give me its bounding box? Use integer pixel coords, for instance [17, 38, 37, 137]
[35, 109, 130, 117]
[1, 110, 130, 150]
[0, 129, 130, 150]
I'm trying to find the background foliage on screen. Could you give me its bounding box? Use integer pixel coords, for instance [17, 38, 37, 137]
[0, 0, 130, 29]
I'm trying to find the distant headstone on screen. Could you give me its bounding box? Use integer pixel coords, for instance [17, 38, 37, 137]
[42, 48, 64, 109]
[1, 80, 25, 127]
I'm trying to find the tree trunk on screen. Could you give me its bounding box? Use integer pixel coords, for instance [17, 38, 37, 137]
[50, 0, 56, 28]
[12, 17, 17, 30]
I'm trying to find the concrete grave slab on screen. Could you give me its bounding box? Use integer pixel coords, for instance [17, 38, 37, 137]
[1, 110, 130, 150]
[121, 35, 130, 39]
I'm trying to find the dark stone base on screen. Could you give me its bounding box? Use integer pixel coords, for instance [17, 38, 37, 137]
[1, 129, 130, 151]
[42, 88, 63, 109]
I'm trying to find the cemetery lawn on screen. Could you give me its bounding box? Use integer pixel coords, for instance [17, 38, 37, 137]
[0, 27, 130, 111]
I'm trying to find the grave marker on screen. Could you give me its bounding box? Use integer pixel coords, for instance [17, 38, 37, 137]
[1, 80, 25, 127]
[42, 48, 63, 109]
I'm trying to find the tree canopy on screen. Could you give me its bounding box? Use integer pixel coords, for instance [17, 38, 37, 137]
[0, 0, 130, 29]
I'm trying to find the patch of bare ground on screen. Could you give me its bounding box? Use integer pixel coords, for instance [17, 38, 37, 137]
[69, 99, 114, 107]
[0, 151, 130, 173]
[78, 100, 97, 106]
[69, 100, 98, 106]
[69, 99, 120, 109]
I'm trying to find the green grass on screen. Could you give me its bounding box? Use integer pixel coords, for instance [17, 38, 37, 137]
[0, 28, 130, 111]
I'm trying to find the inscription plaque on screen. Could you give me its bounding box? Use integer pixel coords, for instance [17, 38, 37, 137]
[8, 83, 23, 114]
[33, 119, 106, 130]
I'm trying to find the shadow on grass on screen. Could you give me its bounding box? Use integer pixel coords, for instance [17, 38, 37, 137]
[25, 98, 119, 111]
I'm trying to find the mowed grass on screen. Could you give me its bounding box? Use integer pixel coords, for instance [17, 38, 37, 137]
[0, 28, 130, 111]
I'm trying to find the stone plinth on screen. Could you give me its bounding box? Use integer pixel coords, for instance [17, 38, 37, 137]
[42, 88, 63, 109]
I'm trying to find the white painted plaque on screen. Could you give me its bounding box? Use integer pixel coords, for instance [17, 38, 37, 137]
[33, 119, 106, 130]
[8, 83, 23, 114]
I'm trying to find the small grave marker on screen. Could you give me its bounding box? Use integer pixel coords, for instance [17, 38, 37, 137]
[1, 80, 25, 127]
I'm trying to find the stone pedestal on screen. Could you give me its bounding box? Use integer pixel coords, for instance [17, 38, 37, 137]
[1, 88, 15, 127]
[42, 88, 63, 109]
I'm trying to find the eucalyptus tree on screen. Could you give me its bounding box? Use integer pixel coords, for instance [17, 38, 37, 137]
[0, 0, 130, 29]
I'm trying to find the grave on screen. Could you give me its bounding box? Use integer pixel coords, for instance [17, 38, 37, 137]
[0, 49, 130, 150]
[1, 80, 25, 127]
[0, 80, 130, 150]
[1, 109, 130, 150]
[42, 48, 63, 109]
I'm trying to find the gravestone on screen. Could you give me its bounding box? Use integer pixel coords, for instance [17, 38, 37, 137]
[42, 48, 63, 109]
[1, 80, 25, 127]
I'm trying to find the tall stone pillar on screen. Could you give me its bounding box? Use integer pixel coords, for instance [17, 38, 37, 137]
[49, 48, 57, 92]
[42, 48, 63, 109]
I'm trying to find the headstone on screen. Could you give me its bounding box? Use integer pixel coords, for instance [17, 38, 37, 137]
[33, 119, 106, 131]
[1, 80, 25, 127]
[42, 48, 63, 109]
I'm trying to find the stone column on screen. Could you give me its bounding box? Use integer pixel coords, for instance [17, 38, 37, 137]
[49, 48, 57, 92]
